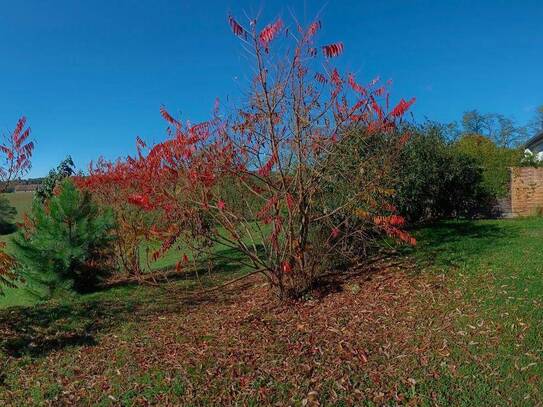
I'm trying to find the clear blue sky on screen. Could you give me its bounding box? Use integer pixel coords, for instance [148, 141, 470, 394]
[1, 0, 542, 177]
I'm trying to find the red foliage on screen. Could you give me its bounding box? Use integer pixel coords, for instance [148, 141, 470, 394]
[348, 74, 367, 95]
[0, 242, 17, 294]
[391, 98, 416, 118]
[74, 157, 164, 278]
[374, 215, 416, 245]
[78, 15, 416, 297]
[257, 152, 278, 177]
[159, 106, 181, 127]
[259, 19, 283, 49]
[306, 20, 322, 38]
[315, 72, 328, 84]
[322, 42, 344, 58]
[281, 261, 292, 274]
[128, 194, 152, 211]
[228, 15, 246, 38]
[0, 116, 35, 191]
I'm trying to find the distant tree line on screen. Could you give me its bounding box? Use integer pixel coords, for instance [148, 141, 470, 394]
[441, 105, 543, 147]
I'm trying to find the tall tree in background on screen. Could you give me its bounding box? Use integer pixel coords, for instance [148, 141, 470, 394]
[461, 110, 526, 147]
[528, 105, 543, 136]
[462, 110, 489, 136]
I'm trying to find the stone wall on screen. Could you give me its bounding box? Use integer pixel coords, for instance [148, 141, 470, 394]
[510, 167, 543, 216]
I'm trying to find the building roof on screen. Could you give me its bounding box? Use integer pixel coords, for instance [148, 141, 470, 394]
[526, 132, 543, 150]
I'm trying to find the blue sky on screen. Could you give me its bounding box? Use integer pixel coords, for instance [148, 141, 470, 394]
[1, 0, 542, 177]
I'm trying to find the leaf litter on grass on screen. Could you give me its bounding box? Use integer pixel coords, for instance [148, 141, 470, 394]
[1, 259, 466, 406]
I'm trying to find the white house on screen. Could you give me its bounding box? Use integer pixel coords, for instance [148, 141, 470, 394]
[524, 132, 543, 161]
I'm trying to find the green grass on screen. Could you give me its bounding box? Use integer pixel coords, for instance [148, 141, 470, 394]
[3, 191, 33, 223]
[405, 218, 543, 405]
[0, 191, 34, 245]
[1, 216, 543, 405]
[0, 192, 38, 307]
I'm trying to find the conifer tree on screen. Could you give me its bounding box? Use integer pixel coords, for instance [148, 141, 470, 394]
[13, 179, 115, 294]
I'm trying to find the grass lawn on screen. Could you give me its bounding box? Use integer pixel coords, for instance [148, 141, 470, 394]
[0, 217, 542, 405]
[408, 218, 543, 405]
[3, 191, 34, 223]
[0, 192, 37, 308]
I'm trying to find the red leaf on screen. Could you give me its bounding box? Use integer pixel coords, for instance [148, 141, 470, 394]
[285, 193, 295, 210]
[370, 96, 383, 120]
[128, 194, 153, 210]
[160, 106, 181, 127]
[348, 74, 366, 95]
[13, 116, 26, 139]
[228, 15, 246, 38]
[136, 136, 146, 149]
[257, 151, 277, 177]
[259, 19, 283, 48]
[330, 69, 342, 86]
[306, 20, 321, 39]
[391, 98, 416, 118]
[256, 196, 279, 221]
[398, 133, 411, 146]
[281, 261, 292, 273]
[322, 42, 344, 58]
[315, 72, 328, 84]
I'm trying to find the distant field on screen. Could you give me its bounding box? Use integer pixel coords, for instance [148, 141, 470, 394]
[3, 191, 33, 223]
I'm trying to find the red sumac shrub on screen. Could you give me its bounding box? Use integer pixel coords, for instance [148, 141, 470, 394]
[84, 16, 416, 298]
[0, 116, 34, 191]
[74, 157, 162, 278]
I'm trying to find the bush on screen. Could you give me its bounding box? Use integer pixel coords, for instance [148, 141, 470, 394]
[454, 134, 522, 198]
[74, 158, 168, 279]
[97, 16, 416, 299]
[12, 179, 115, 294]
[317, 126, 406, 264]
[393, 124, 491, 223]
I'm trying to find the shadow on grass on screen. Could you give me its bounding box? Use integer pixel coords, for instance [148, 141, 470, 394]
[0, 289, 227, 358]
[0, 222, 17, 235]
[0, 196, 18, 235]
[131, 245, 266, 286]
[0, 247, 258, 358]
[404, 220, 517, 269]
